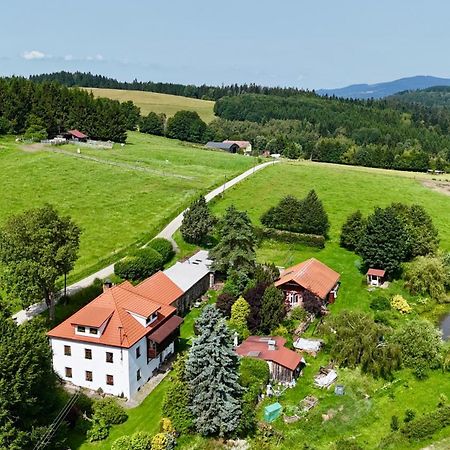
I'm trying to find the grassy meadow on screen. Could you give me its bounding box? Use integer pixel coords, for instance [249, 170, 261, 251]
[0, 132, 254, 308]
[83, 87, 216, 123]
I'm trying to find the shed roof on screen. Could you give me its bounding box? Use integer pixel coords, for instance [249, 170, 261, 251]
[236, 336, 303, 371]
[148, 315, 183, 343]
[205, 141, 239, 151]
[67, 129, 88, 139]
[275, 258, 340, 300]
[367, 268, 386, 277]
[223, 140, 251, 148]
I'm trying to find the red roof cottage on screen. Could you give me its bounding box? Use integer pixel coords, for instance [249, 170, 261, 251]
[236, 336, 305, 382]
[366, 268, 386, 287]
[275, 258, 340, 309]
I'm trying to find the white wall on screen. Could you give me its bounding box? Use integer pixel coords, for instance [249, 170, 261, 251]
[50, 336, 176, 399]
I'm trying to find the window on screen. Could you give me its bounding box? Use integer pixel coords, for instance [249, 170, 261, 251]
[89, 328, 98, 335]
[146, 312, 158, 326]
[106, 352, 113, 363]
[85, 371, 93, 382]
[136, 369, 141, 381]
[77, 326, 86, 333]
[136, 346, 141, 358]
[65, 367, 72, 378]
[64, 345, 71, 356]
[106, 374, 114, 386]
[85, 348, 92, 360]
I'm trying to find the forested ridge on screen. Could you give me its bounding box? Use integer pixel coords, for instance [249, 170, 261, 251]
[30, 71, 312, 101]
[0, 77, 133, 142]
[389, 86, 450, 109]
[210, 93, 450, 171]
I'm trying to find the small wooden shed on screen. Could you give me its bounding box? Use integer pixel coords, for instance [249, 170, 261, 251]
[366, 268, 386, 287]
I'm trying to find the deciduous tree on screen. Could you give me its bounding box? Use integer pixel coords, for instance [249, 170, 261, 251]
[180, 195, 215, 245]
[340, 210, 366, 251]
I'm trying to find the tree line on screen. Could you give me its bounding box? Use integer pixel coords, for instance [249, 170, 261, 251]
[0, 77, 133, 142]
[30, 71, 315, 101]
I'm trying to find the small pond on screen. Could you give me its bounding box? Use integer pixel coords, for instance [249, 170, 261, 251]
[440, 313, 450, 340]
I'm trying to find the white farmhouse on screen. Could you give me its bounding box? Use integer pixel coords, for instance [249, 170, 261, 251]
[47, 281, 183, 399]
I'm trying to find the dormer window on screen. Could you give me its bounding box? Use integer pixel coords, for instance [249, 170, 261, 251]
[146, 312, 158, 326]
[89, 328, 98, 335]
[77, 326, 86, 333]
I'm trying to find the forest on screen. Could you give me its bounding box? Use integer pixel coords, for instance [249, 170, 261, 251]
[30, 71, 312, 101]
[0, 77, 134, 142]
[211, 93, 450, 171]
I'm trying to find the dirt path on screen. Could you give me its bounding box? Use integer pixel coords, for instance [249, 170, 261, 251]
[422, 179, 450, 196]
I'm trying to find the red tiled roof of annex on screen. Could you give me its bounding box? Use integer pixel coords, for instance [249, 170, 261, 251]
[68, 129, 88, 139]
[134, 271, 183, 306]
[275, 258, 340, 300]
[236, 336, 303, 371]
[47, 281, 177, 348]
[366, 268, 386, 277]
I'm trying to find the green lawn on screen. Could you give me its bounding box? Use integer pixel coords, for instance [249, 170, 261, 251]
[0, 132, 254, 306]
[84, 87, 216, 123]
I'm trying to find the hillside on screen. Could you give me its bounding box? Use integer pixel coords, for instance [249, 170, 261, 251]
[0, 131, 254, 309]
[317, 75, 450, 99]
[83, 87, 216, 123]
[389, 86, 450, 108]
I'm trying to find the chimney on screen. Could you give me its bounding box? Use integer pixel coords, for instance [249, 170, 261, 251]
[268, 339, 276, 351]
[103, 279, 113, 292]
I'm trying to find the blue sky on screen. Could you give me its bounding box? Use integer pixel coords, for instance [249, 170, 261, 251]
[1, 0, 450, 89]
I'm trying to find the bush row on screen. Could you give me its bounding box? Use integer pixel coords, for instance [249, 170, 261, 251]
[255, 227, 325, 248]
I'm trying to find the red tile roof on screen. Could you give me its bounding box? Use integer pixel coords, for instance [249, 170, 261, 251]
[275, 258, 340, 300]
[223, 140, 251, 148]
[236, 336, 303, 371]
[367, 268, 386, 277]
[47, 281, 177, 348]
[134, 271, 183, 306]
[68, 129, 88, 139]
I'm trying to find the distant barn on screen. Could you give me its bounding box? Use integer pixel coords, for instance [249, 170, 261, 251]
[205, 141, 239, 153]
[64, 129, 88, 142]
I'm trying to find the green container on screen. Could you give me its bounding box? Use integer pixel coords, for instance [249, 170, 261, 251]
[264, 402, 283, 422]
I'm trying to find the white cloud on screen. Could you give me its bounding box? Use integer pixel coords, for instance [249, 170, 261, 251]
[64, 54, 74, 61]
[22, 50, 47, 60]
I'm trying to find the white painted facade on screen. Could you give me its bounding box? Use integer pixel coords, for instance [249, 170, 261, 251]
[50, 335, 174, 399]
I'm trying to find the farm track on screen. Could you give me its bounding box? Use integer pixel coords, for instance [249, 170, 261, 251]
[47, 148, 195, 180]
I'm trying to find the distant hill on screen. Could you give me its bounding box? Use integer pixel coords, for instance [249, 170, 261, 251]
[389, 86, 450, 109]
[317, 76, 450, 99]
[83, 87, 216, 123]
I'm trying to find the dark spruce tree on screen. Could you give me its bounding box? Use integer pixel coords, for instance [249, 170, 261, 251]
[210, 205, 256, 275]
[180, 195, 216, 245]
[299, 190, 330, 236]
[185, 305, 242, 436]
[259, 285, 286, 334]
[357, 206, 409, 276]
[340, 210, 367, 251]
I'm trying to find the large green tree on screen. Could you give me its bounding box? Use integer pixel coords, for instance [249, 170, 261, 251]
[180, 195, 216, 245]
[0, 313, 56, 449]
[340, 210, 366, 251]
[259, 285, 286, 334]
[185, 305, 242, 436]
[299, 189, 330, 236]
[0, 204, 80, 321]
[394, 319, 443, 379]
[357, 206, 409, 275]
[140, 112, 165, 136]
[211, 205, 256, 275]
[166, 110, 207, 143]
[229, 296, 251, 339]
[324, 310, 401, 379]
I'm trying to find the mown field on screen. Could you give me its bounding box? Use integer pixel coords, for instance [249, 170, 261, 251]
[83, 87, 216, 123]
[0, 132, 254, 309]
[69, 160, 450, 450]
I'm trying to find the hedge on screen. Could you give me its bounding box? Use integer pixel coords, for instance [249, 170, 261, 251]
[255, 227, 325, 248]
[148, 238, 174, 264]
[115, 248, 164, 281]
[401, 405, 450, 440]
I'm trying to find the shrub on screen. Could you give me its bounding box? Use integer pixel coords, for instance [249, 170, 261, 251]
[216, 292, 236, 318]
[401, 405, 450, 440]
[239, 357, 270, 388]
[237, 385, 259, 436]
[229, 296, 251, 339]
[390, 295, 412, 314]
[86, 417, 109, 442]
[404, 409, 416, 423]
[130, 431, 153, 450]
[390, 415, 399, 431]
[115, 248, 164, 281]
[151, 432, 176, 450]
[148, 238, 174, 263]
[160, 418, 175, 434]
[111, 436, 132, 450]
[335, 438, 363, 450]
[92, 398, 127, 426]
[369, 296, 391, 311]
[255, 227, 325, 248]
[290, 306, 308, 321]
